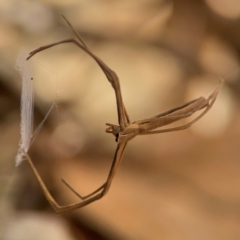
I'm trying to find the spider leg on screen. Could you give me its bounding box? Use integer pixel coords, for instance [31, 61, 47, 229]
[140, 79, 223, 135]
[24, 16, 131, 213]
[61, 179, 106, 200]
[24, 142, 127, 214]
[140, 106, 210, 135]
[61, 142, 128, 201]
[27, 15, 129, 129]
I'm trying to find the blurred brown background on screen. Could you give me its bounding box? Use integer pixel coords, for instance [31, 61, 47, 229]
[1, 0, 240, 239]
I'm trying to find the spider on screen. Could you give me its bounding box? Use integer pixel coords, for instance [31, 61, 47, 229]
[24, 15, 223, 214]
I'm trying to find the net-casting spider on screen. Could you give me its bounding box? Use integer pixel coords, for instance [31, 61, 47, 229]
[23, 15, 223, 214]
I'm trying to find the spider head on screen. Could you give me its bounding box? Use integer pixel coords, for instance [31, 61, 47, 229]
[105, 123, 121, 142]
[106, 123, 140, 143]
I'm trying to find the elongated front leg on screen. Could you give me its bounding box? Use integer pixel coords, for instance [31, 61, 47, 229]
[61, 179, 106, 200]
[24, 142, 127, 214]
[27, 15, 129, 129]
[60, 142, 128, 201]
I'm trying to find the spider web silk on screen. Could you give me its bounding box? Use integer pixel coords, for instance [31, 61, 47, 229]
[15, 47, 34, 166]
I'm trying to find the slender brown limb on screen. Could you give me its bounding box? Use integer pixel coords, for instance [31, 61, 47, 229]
[61, 142, 128, 201]
[61, 179, 106, 200]
[24, 142, 127, 214]
[61, 14, 87, 48]
[27, 16, 129, 130]
[139, 79, 223, 135]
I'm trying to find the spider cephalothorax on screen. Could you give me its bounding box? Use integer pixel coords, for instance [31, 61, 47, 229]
[106, 122, 140, 143]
